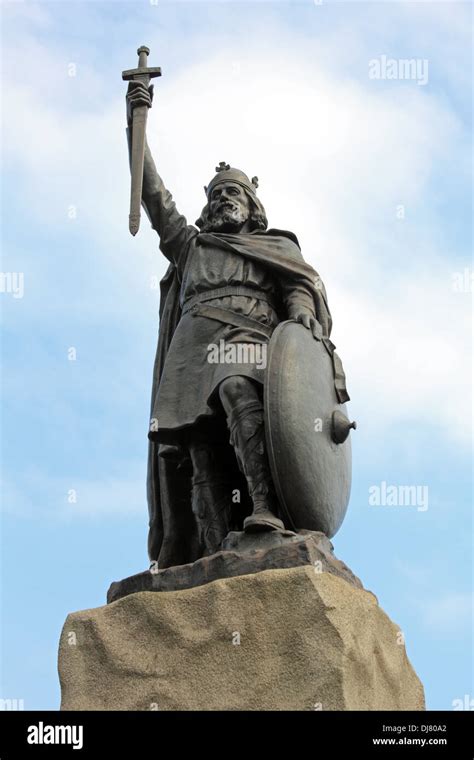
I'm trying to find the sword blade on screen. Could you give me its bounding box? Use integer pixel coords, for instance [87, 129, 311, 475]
[129, 103, 148, 236]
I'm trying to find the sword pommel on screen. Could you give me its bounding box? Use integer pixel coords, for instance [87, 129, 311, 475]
[137, 46, 150, 67]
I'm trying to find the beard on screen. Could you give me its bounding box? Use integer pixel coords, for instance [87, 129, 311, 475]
[208, 202, 249, 233]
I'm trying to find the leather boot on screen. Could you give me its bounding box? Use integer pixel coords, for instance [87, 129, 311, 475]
[227, 399, 284, 533]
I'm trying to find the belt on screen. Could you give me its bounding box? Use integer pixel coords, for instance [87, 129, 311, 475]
[184, 302, 273, 338]
[181, 285, 277, 315]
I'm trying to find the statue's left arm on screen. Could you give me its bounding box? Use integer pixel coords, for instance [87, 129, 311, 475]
[281, 277, 322, 339]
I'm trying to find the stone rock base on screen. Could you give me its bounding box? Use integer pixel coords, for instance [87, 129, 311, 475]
[107, 529, 362, 602]
[59, 566, 425, 711]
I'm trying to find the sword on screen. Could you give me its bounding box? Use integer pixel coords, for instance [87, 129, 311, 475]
[122, 46, 162, 236]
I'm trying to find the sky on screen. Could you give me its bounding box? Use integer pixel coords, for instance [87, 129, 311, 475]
[1, 0, 472, 711]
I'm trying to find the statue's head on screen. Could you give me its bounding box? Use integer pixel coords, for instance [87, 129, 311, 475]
[196, 161, 268, 233]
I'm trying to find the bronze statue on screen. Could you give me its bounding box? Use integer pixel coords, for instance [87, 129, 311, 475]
[124, 48, 354, 570]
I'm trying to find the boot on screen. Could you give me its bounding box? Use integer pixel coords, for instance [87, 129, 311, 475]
[227, 398, 284, 533]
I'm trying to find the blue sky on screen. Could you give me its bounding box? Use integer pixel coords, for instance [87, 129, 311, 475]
[1, 0, 472, 710]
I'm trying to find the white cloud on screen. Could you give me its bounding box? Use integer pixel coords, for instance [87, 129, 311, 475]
[1, 469, 145, 519]
[2, 5, 471, 451]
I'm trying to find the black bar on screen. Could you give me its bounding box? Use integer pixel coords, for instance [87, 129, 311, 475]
[0, 710, 472, 757]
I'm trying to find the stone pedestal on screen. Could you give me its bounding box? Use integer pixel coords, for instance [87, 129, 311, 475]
[59, 566, 425, 711]
[107, 530, 362, 602]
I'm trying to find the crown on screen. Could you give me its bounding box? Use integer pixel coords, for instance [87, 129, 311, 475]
[204, 161, 259, 197]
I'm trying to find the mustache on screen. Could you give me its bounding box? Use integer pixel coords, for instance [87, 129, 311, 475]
[212, 204, 244, 219]
[216, 200, 239, 211]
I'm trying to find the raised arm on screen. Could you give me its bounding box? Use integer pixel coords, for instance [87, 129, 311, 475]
[126, 81, 196, 266]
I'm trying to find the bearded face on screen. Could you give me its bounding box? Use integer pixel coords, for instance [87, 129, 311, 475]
[208, 182, 251, 233]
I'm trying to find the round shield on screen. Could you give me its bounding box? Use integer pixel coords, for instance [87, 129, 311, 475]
[264, 321, 353, 538]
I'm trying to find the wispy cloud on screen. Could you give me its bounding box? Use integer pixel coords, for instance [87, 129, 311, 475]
[3, 6, 471, 447]
[1, 469, 145, 519]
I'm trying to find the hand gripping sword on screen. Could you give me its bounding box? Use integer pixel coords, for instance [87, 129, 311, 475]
[122, 46, 162, 236]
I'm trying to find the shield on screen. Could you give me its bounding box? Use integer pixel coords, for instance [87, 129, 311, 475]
[264, 321, 355, 538]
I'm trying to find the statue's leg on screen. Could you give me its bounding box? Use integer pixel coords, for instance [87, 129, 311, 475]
[218, 376, 284, 533]
[187, 430, 232, 556]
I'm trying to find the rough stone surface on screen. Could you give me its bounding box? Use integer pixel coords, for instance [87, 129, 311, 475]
[107, 529, 362, 603]
[59, 567, 425, 711]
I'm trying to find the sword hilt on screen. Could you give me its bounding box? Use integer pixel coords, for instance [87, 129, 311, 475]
[122, 44, 162, 82]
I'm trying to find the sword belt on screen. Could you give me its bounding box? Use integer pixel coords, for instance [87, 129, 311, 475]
[181, 286, 276, 338]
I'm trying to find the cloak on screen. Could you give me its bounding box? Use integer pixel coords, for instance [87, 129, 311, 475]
[146, 227, 349, 566]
